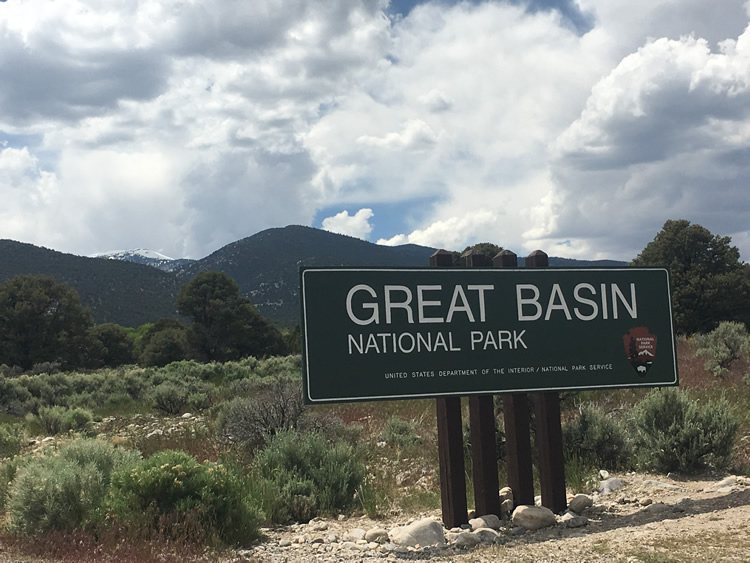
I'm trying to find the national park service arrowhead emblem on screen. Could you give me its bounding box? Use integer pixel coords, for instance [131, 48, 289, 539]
[623, 327, 657, 376]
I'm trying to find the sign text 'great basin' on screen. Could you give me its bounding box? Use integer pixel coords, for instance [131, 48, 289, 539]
[300, 267, 677, 403]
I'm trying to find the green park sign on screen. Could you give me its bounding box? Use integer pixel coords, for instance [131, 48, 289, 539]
[300, 267, 677, 403]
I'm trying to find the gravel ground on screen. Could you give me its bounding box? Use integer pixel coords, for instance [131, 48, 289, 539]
[233, 473, 750, 563]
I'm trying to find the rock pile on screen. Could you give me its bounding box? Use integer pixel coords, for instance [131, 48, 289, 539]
[242, 485, 600, 562]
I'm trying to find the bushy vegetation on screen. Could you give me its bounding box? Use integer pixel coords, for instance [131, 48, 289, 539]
[0, 423, 24, 459]
[251, 429, 366, 523]
[694, 321, 750, 377]
[108, 450, 263, 546]
[380, 415, 423, 449]
[0, 272, 291, 374]
[0, 355, 302, 424]
[562, 404, 631, 470]
[5, 439, 140, 535]
[216, 377, 305, 450]
[27, 406, 94, 435]
[628, 388, 738, 473]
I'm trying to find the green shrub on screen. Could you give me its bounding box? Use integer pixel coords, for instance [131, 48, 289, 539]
[251, 429, 365, 523]
[629, 388, 738, 473]
[694, 321, 750, 377]
[152, 382, 188, 415]
[28, 406, 94, 435]
[108, 450, 262, 546]
[29, 361, 62, 376]
[0, 377, 33, 416]
[0, 456, 26, 511]
[58, 438, 141, 486]
[380, 416, 422, 449]
[6, 456, 103, 534]
[31, 405, 67, 435]
[5, 439, 139, 535]
[62, 407, 94, 434]
[253, 355, 302, 379]
[564, 454, 599, 495]
[0, 423, 24, 459]
[216, 378, 304, 448]
[563, 404, 632, 470]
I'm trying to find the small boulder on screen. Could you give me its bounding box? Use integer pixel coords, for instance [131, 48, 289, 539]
[469, 514, 502, 531]
[511, 505, 557, 530]
[473, 527, 501, 544]
[365, 527, 389, 543]
[559, 511, 588, 528]
[568, 494, 593, 514]
[599, 477, 624, 495]
[453, 531, 481, 548]
[499, 486, 513, 505]
[389, 518, 446, 547]
[343, 528, 366, 542]
[709, 475, 737, 492]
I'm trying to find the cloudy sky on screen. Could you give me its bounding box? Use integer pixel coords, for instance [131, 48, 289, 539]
[1, 0, 749, 261]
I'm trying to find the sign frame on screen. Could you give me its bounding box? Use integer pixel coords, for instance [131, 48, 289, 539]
[300, 266, 678, 404]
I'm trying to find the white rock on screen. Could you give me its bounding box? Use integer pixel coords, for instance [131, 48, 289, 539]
[389, 518, 446, 547]
[599, 477, 624, 495]
[469, 514, 502, 530]
[341, 541, 361, 551]
[181, 412, 193, 419]
[454, 531, 481, 548]
[473, 528, 501, 544]
[365, 527, 389, 543]
[309, 520, 328, 531]
[278, 539, 292, 547]
[568, 494, 593, 514]
[343, 528, 366, 542]
[511, 505, 557, 530]
[709, 476, 737, 491]
[599, 470, 610, 480]
[499, 486, 513, 505]
[559, 511, 588, 528]
[640, 479, 683, 492]
[145, 429, 163, 438]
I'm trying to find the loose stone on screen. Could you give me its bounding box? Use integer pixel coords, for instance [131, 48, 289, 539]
[599, 477, 625, 495]
[512, 505, 557, 530]
[568, 494, 594, 514]
[365, 527, 389, 543]
[469, 514, 502, 530]
[389, 518, 447, 547]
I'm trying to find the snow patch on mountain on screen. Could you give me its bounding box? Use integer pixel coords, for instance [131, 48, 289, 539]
[92, 249, 174, 261]
[90, 249, 193, 272]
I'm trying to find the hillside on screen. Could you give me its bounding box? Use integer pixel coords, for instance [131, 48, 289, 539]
[0, 240, 181, 327]
[174, 225, 439, 326]
[1, 228, 629, 329]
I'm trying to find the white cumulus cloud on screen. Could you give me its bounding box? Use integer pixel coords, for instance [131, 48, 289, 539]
[322, 208, 374, 239]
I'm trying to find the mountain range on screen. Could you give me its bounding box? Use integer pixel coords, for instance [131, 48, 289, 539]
[0, 226, 627, 328]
